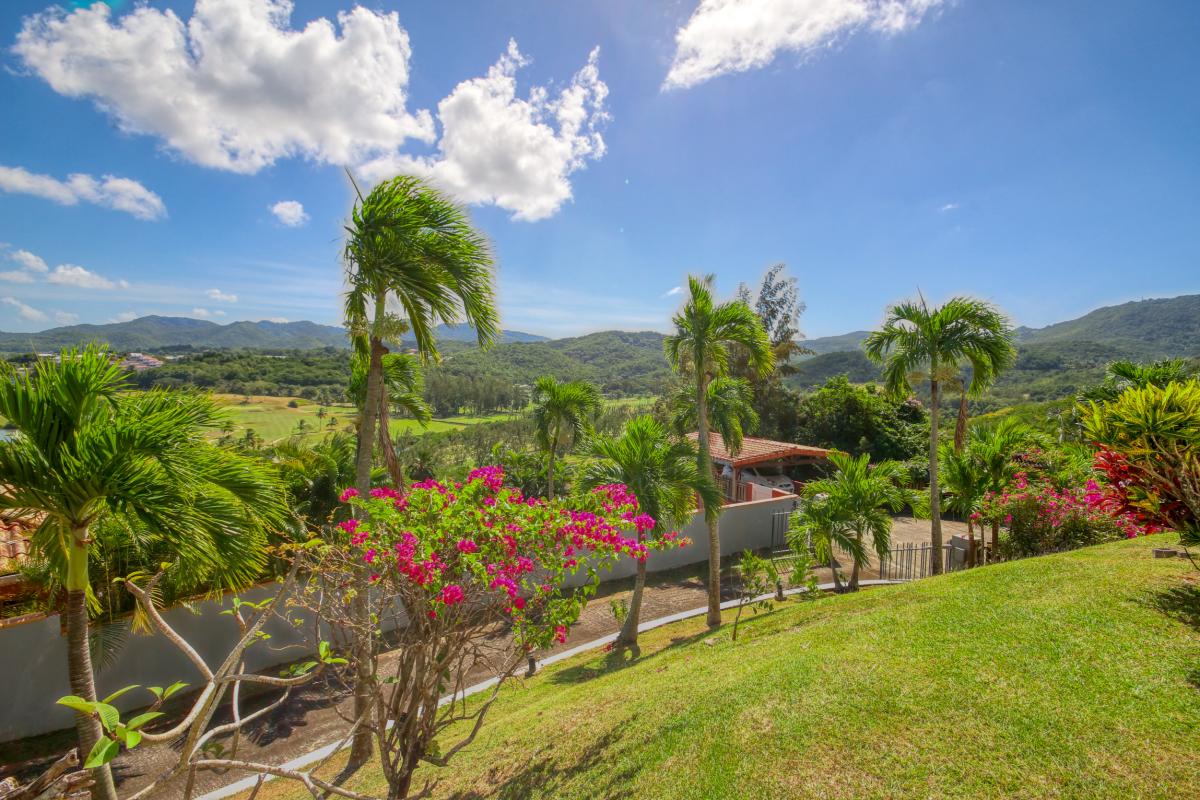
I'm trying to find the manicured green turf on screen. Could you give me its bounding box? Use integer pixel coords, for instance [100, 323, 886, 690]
[254, 534, 1200, 800]
[211, 395, 515, 444]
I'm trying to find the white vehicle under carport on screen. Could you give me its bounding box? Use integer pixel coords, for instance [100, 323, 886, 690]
[739, 466, 795, 495]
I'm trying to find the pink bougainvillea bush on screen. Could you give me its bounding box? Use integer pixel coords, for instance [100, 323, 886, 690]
[306, 466, 684, 798]
[976, 471, 1156, 559]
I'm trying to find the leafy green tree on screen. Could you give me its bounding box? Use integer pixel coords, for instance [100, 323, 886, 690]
[791, 452, 926, 591]
[864, 296, 1016, 574]
[0, 348, 286, 800]
[531, 376, 602, 499]
[735, 264, 812, 439]
[665, 275, 774, 627]
[791, 376, 928, 462]
[579, 416, 719, 647]
[342, 174, 497, 761]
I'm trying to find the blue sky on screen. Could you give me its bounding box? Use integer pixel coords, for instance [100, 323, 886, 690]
[1, 0, 1198, 338]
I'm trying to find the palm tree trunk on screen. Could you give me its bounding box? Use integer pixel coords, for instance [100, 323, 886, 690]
[349, 298, 388, 766]
[954, 391, 969, 453]
[929, 378, 944, 575]
[696, 375, 721, 627]
[617, 557, 647, 648]
[546, 449, 556, 501]
[66, 527, 118, 800]
[829, 551, 844, 592]
[849, 532, 861, 591]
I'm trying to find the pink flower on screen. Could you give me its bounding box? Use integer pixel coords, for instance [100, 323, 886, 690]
[440, 584, 465, 605]
[339, 487, 359, 502]
[457, 539, 479, 554]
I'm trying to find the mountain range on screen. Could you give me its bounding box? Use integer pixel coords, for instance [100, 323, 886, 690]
[0, 316, 547, 351]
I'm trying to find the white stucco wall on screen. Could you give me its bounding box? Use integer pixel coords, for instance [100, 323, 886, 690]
[0, 494, 796, 742]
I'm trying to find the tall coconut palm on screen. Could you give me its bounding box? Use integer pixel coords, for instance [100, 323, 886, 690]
[344, 173, 498, 496]
[791, 452, 926, 591]
[531, 376, 602, 500]
[348, 344, 432, 488]
[0, 348, 286, 800]
[864, 296, 1016, 575]
[579, 416, 719, 648]
[665, 275, 774, 627]
[343, 174, 497, 761]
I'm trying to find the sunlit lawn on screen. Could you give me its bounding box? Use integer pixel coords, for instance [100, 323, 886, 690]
[252, 533, 1200, 800]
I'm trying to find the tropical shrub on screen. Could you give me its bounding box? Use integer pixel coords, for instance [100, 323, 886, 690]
[977, 472, 1154, 559]
[306, 467, 680, 797]
[1082, 381, 1200, 540]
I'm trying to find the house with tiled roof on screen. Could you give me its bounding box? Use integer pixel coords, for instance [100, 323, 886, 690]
[687, 432, 831, 505]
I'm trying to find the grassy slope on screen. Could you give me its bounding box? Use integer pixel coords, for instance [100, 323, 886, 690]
[258, 535, 1200, 800]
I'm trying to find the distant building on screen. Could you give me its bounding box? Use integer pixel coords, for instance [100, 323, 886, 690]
[120, 352, 164, 371]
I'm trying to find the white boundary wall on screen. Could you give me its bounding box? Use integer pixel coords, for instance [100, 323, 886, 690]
[0, 494, 795, 742]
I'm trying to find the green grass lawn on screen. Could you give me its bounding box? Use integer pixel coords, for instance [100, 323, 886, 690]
[254, 534, 1200, 800]
[212, 395, 519, 444]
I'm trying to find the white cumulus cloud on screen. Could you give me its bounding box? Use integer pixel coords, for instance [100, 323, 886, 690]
[47, 264, 127, 290]
[0, 271, 36, 284]
[11, 250, 48, 273]
[111, 311, 138, 323]
[2, 296, 48, 323]
[54, 311, 79, 324]
[664, 0, 945, 90]
[206, 288, 238, 303]
[269, 201, 309, 227]
[0, 165, 166, 220]
[661, 286, 684, 298]
[13, 0, 435, 174]
[359, 40, 609, 221]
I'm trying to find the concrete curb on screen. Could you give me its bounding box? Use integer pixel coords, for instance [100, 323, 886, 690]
[197, 579, 902, 800]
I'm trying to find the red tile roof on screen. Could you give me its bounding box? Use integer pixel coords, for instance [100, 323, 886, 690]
[0, 515, 36, 576]
[687, 432, 831, 468]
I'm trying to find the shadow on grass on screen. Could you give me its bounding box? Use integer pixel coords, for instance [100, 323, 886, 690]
[454, 725, 639, 800]
[1146, 583, 1200, 690]
[548, 627, 715, 686]
[1146, 583, 1200, 630]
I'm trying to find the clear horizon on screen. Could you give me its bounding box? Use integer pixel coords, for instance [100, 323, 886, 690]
[2, 1, 1198, 337]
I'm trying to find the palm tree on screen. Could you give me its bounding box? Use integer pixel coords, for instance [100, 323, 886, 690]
[343, 173, 498, 496]
[0, 348, 286, 800]
[579, 416, 719, 647]
[271, 432, 371, 536]
[670, 376, 759, 501]
[665, 275, 774, 627]
[348, 344, 432, 488]
[864, 296, 1016, 575]
[939, 443, 988, 563]
[970, 418, 1032, 552]
[531, 376, 602, 499]
[791, 452, 925, 591]
[342, 174, 497, 762]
